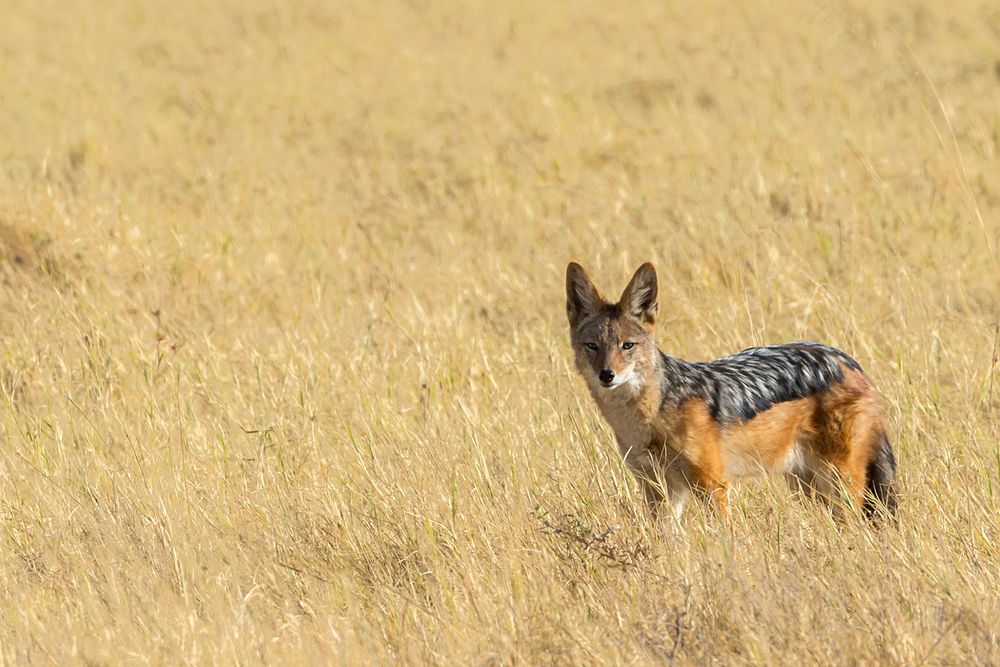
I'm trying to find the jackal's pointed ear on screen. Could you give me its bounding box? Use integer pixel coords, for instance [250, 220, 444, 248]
[620, 262, 658, 325]
[566, 262, 605, 328]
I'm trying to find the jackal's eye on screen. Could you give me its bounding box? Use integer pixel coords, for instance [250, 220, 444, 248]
[585, 342, 599, 351]
[622, 341, 635, 350]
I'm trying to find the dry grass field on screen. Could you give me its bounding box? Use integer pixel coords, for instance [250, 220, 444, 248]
[2, 0, 999, 664]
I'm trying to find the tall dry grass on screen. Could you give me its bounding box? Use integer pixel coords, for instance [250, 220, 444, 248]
[1, 0, 998, 663]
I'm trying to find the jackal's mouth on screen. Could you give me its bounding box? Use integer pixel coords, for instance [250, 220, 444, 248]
[596, 365, 635, 390]
[603, 380, 631, 390]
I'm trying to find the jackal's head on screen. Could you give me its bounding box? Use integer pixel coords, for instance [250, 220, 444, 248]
[566, 262, 659, 394]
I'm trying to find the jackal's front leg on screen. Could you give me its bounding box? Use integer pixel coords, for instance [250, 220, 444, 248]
[639, 476, 664, 514]
[687, 474, 730, 525]
[635, 468, 694, 523]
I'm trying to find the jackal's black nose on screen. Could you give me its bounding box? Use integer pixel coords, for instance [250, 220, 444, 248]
[598, 369, 615, 385]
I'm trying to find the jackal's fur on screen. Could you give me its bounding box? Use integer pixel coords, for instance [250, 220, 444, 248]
[566, 261, 897, 522]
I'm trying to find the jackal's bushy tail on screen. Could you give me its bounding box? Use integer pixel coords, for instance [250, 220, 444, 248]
[864, 431, 897, 521]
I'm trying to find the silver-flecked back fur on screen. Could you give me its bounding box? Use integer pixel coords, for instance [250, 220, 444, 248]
[658, 341, 862, 424]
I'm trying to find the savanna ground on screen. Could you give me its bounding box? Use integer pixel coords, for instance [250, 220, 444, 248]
[1, 0, 999, 664]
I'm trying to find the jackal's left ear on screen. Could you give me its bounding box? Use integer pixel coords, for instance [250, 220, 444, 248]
[566, 262, 605, 328]
[620, 262, 658, 325]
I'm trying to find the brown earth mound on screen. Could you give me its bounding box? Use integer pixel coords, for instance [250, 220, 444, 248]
[0, 219, 69, 285]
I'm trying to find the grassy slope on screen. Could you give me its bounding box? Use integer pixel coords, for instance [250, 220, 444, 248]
[1, 0, 998, 663]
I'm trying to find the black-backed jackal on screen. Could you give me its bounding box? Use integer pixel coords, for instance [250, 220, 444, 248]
[566, 262, 897, 522]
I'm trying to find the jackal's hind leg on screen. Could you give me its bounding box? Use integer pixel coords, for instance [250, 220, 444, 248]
[787, 463, 863, 521]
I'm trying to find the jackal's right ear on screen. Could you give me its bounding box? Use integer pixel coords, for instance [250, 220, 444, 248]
[620, 262, 658, 325]
[566, 262, 604, 328]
